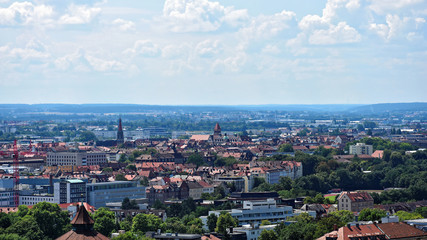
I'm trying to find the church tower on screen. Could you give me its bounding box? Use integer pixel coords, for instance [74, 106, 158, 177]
[214, 123, 221, 136]
[117, 118, 124, 145]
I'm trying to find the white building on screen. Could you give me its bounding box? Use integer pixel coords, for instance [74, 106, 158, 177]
[19, 195, 55, 206]
[47, 151, 107, 166]
[207, 199, 294, 227]
[234, 224, 277, 240]
[0, 190, 14, 207]
[349, 143, 373, 155]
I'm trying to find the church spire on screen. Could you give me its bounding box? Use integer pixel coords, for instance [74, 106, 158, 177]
[214, 122, 221, 136]
[117, 118, 124, 145]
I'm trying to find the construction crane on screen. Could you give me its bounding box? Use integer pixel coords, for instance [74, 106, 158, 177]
[13, 140, 19, 207]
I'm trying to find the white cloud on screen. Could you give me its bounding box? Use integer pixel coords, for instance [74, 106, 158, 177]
[59, 4, 101, 24]
[369, 14, 410, 41]
[124, 40, 161, 57]
[3, 39, 50, 60]
[162, 0, 248, 32]
[0, 1, 54, 25]
[345, 0, 360, 10]
[415, 17, 426, 29]
[368, 0, 423, 15]
[213, 52, 246, 73]
[239, 10, 296, 39]
[112, 18, 135, 31]
[195, 39, 221, 58]
[85, 55, 125, 72]
[309, 21, 361, 44]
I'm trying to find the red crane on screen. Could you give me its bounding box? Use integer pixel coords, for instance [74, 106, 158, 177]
[13, 140, 19, 207]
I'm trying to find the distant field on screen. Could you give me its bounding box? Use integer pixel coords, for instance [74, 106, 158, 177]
[324, 194, 339, 202]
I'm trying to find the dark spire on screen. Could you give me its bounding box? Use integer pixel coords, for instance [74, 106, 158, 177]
[70, 204, 95, 231]
[214, 122, 221, 136]
[117, 118, 124, 145]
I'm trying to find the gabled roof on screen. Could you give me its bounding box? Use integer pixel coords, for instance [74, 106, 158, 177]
[70, 204, 94, 225]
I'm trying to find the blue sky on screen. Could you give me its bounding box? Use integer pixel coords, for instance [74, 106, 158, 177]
[0, 0, 426, 105]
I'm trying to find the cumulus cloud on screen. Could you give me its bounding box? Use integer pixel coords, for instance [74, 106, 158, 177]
[112, 18, 135, 31]
[3, 39, 50, 60]
[162, 0, 248, 32]
[85, 55, 125, 72]
[195, 40, 221, 58]
[309, 22, 361, 44]
[239, 10, 296, 40]
[369, 14, 410, 41]
[368, 0, 423, 15]
[124, 40, 161, 57]
[0, 1, 54, 25]
[59, 4, 101, 24]
[298, 0, 361, 45]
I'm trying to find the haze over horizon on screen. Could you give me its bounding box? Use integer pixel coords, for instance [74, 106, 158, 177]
[0, 0, 426, 105]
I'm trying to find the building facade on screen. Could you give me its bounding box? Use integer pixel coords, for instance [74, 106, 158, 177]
[337, 191, 374, 212]
[54, 179, 87, 204]
[87, 181, 146, 208]
[47, 151, 107, 166]
[349, 143, 373, 155]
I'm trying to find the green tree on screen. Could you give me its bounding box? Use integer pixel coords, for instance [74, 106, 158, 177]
[115, 174, 127, 181]
[186, 153, 205, 167]
[119, 216, 133, 232]
[0, 212, 11, 229]
[258, 229, 278, 240]
[260, 220, 271, 226]
[132, 214, 162, 234]
[78, 131, 98, 142]
[93, 207, 117, 237]
[126, 164, 137, 171]
[207, 213, 218, 232]
[279, 143, 294, 152]
[102, 167, 113, 172]
[0, 233, 24, 240]
[358, 208, 387, 221]
[122, 197, 139, 210]
[415, 207, 427, 218]
[328, 210, 354, 223]
[394, 211, 423, 221]
[215, 212, 237, 237]
[111, 231, 138, 240]
[30, 202, 71, 239]
[5, 215, 43, 240]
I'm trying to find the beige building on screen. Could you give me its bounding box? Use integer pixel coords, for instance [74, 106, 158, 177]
[47, 151, 107, 166]
[349, 143, 373, 155]
[337, 191, 374, 212]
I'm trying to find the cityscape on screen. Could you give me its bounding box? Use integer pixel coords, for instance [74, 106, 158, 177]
[1, 0, 427, 240]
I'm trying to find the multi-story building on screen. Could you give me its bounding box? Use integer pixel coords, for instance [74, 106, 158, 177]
[87, 181, 146, 208]
[47, 151, 107, 166]
[19, 194, 55, 205]
[54, 179, 87, 204]
[207, 199, 295, 227]
[265, 162, 303, 184]
[0, 190, 14, 207]
[349, 143, 373, 155]
[337, 191, 374, 212]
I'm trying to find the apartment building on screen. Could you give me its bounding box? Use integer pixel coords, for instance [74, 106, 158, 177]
[47, 151, 107, 166]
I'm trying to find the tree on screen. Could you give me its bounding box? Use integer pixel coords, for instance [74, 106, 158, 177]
[30, 202, 70, 239]
[102, 167, 113, 172]
[415, 207, 427, 218]
[132, 214, 162, 234]
[5, 215, 43, 240]
[0, 212, 11, 229]
[111, 231, 138, 240]
[358, 208, 387, 221]
[119, 216, 133, 232]
[328, 210, 354, 223]
[215, 212, 237, 237]
[394, 211, 423, 221]
[140, 176, 149, 186]
[126, 164, 137, 171]
[186, 153, 205, 167]
[115, 174, 127, 181]
[78, 131, 98, 142]
[260, 220, 271, 226]
[93, 207, 117, 237]
[279, 144, 293, 152]
[122, 197, 139, 210]
[258, 229, 278, 240]
[207, 213, 218, 232]
[390, 152, 404, 167]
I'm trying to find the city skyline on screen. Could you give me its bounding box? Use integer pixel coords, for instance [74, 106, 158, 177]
[0, 0, 426, 105]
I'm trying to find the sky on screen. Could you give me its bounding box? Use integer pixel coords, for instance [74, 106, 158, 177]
[0, 0, 426, 105]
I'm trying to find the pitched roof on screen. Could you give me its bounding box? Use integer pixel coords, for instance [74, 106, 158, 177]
[338, 192, 373, 202]
[70, 204, 95, 225]
[377, 222, 427, 239]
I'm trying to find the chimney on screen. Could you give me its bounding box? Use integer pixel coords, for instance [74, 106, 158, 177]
[347, 224, 351, 230]
[229, 227, 233, 233]
[333, 224, 337, 231]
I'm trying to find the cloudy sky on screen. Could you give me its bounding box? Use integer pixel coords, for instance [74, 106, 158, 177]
[0, 0, 426, 105]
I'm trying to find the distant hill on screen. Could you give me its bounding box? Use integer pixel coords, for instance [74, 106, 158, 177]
[349, 102, 427, 113]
